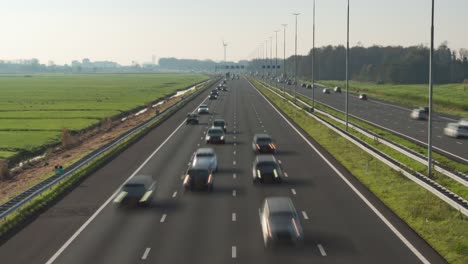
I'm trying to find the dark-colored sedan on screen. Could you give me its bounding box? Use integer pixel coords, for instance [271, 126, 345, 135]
[359, 93, 367, 100]
[186, 113, 199, 125]
[213, 119, 227, 132]
[306, 84, 312, 89]
[209, 94, 218, 100]
[252, 155, 283, 183]
[206, 127, 225, 144]
[183, 161, 214, 191]
[114, 175, 155, 207]
[252, 133, 276, 153]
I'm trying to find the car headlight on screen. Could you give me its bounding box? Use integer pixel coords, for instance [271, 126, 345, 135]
[220, 136, 225, 140]
[257, 170, 262, 178]
[206, 136, 211, 140]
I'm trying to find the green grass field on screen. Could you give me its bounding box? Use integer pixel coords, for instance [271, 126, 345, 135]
[0, 73, 208, 158]
[317, 80, 468, 117]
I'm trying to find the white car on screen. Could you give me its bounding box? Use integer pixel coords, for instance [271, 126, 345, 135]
[198, 104, 209, 114]
[458, 118, 468, 126]
[444, 123, 468, 138]
[410, 107, 429, 120]
[322, 88, 330, 94]
[259, 197, 303, 247]
[192, 148, 218, 172]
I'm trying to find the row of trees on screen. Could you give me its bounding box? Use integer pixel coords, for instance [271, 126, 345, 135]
[285, 43, 468, 84]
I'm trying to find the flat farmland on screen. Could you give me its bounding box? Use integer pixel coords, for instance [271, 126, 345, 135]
[0, 73, 208, 158]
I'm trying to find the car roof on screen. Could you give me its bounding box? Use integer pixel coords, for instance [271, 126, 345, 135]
[195, 147, 215, 155]
[199, 104, 208, 107]
[214, 119, 225, 122]
[265, 197, 296, 213]
[255, 154, 276, 163]
[126, 175, 153, 186]
[189, 159, 212, 170]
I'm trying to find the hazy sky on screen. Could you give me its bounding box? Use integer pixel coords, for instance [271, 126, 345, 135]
[1, 0, 467, 65]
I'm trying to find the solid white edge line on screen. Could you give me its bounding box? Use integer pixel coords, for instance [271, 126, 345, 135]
[249, 80, 431, 264]
[45, 96, 209, 264]
[317, 244, 327, 256]
[141, 247, 151, 260]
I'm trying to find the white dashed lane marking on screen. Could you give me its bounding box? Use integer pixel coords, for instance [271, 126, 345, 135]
[141, 247, 151, 260]
[233, 173, 237, 179]
[232, 246, 237, 259]
[291, 189, 297, 195]
[232, 213, 237, 222]
[317, 244, 327, 256]
[232, 190, 237, 197]
[172, 191, 177, 198]
[160, 214, 167, 223]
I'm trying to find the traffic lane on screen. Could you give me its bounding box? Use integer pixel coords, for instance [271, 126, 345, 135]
[293, 86, 468, 160]
[0, 81, 218, 264]
[244, 79, 438, 263]
[47, 96, 217, 264]
[140, 80, 240, 264]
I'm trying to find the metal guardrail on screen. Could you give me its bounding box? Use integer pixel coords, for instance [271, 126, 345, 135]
[0, 78, 218, 221]
[254, 79, 468, 216]
[261, 80, 468, 186]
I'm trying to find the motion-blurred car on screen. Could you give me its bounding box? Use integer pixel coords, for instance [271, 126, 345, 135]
[113, 175, 155, 207]
[192, 148, 217, 172]
[287, 80, 292, 85]
[186, 113, 199, 125]
[183, 161, 213, 191]
[259, 197, 303, 247]
[252, 155, 283, 183]
[444, 123, 468, 138]
[252, 133, 276, 153]
[209, 94, 218, 100]
[334, 86, 341, 93]
[306, 84, 312, 89]
[301, 83, 306, 88]
[198, 104, 209, 114]
[458, 118, 468, 126]
[322, 88, 330, 94]
[213, 119, 227, 132]
[206, 127, 225, 144]
[359, 93, 367, 100]
[410, 107, 429, 120]
[222, 86, 228, 91]
[211, 89, 219, 95]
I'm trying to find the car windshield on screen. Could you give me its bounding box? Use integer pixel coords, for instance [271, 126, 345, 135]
[214, 121, 224, 126]
[122, 183, 146, 193]
[257, 137, 272, 144]
[189, 169, 209, 178]
[257, 162, 277, 172]
[208, 129, 223, 135]
[196, 152, 214, 158]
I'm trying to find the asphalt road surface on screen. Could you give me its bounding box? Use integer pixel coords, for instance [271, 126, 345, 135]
[0, 78, 447, 264]
[276, 81, 467, 163]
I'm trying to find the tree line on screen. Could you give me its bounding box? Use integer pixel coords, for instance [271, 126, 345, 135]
[286, 43, 468, 84]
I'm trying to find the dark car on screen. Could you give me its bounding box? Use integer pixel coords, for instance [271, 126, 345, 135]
[206, 127, 225, 144]
[334, 86, 342, 93]
[183, 161, 213, 191]
[301, 83, 307, 88]
[209, 94, 218, 100]
[306, 84, 312, 89]
[287, 80, 292, 85]
[252, 155, 283, 183]
[359, 93, 367, 100]
[211, 89, 219, 95]
[252, 133, 276, 153]
[213, 119, 227, 132]
[186, 113, 199, 125]
[114, 175, 155, 206]
[222, 86, 228, 91]
[259, 197, 303, 247]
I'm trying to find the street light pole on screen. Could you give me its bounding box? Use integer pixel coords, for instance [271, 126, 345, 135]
[293, 13, 300, 101]
[428, 0, 435, 177]
[312, 0, 316, 110]
[270, 36, 273, 77]
[345, 0, 350, 131]
[275, 30, 279, 85]
[281, 24, 287, 94]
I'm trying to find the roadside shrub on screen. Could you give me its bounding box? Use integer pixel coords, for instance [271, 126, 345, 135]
[0, 160, 10, 181]
[61, 128, 79, 149]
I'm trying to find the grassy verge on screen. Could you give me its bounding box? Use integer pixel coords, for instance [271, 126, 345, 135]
[251, 78, 468, 264]
[316, 80, 468, 117]
[0, 78, 217, 238]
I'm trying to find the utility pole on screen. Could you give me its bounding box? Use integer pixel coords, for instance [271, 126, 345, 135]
[265, 40, 268, 78]
[275, 30, 279, 82]
[281, 24, 287, 94]
[428, 0, 435, 177]
[293, 13, 300, 101]
[345, 0, 350, 131]
[270, 36, 273, 77]
[312, 0, 316, 110]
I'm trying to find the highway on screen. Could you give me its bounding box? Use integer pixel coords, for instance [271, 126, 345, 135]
[0, 78, 447, 264]
[276, 82, 468, 163]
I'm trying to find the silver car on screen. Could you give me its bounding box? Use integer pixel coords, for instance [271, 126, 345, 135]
[410, 107, 428, 120]
[192, 148, 218, 172]
[444, 123, 468, 138]
[198, 104, 209, 114]
[113, 175, 155, 207]
[259, 197, 303, 247]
